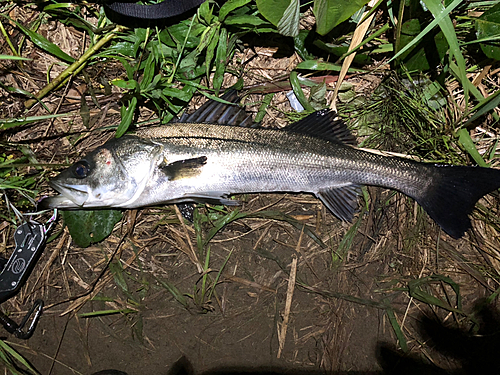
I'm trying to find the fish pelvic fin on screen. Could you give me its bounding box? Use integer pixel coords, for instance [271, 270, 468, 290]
[287, 110, 357, 146]
[316, 184, 361, 222]
[417, 165, 500, 239]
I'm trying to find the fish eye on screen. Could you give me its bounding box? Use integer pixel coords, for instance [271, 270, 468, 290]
[73, 160, 90, 179]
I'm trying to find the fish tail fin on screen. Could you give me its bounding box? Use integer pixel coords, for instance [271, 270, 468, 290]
[416, 165, 500, 238]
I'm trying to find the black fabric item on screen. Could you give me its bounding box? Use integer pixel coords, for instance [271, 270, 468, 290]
[104, 0, 205, 20]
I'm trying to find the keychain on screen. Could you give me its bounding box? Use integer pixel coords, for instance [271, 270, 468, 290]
[0, 211, 57, 339]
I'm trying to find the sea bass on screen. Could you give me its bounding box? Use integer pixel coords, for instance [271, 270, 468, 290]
[41, 93, 500, 239]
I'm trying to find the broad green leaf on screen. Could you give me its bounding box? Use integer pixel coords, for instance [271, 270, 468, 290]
[101, 41, 135, 57]
[457, 128, 488, 167]
[314, 41, 372, 64]
[161, 86, 193, 101]
[476, 3, 500, 60]
[62, 210, 122, 248]
[205, 24, 221, 78]
[116, 96, 137, 138]
[197, 23, 219, 54]
[256, 0, 291, 26]
[111, 79, 138, 90]
[398, 19, 448, 71]
[290, 71, 315, 111]
[296, 59, 364, 72]
[277, 0, 299, 37]
[213, 27, 228, 94]
[139, 53, 155, 91]
[294, 30, 315, 60]
[224, 15, 270, 26]
[388, 0, 461, 64]
[198, 0, 214, 24]
[43, 3, 74, 10]
[313, 0, 370, 36]
[4, 16, 75, 63]
[219, 0, 252, 21]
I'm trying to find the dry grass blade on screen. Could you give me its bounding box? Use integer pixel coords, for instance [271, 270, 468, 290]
[330, 0, 379, 110]
[277, 226, 303, 358]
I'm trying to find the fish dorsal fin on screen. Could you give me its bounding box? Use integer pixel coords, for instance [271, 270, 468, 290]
[316, 184, 361, 222]
[180, 90, 253, 126]
[287, 109, 357, 145]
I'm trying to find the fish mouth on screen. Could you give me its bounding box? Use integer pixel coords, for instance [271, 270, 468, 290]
[42, 180, 90, 208]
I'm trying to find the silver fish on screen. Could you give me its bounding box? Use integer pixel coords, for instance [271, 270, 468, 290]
[41, 93, 500, 239]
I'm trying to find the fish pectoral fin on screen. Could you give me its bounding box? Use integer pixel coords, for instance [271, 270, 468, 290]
[160, 156, 208, 181]
[316, 184, 361, 222]
[184, 192, 241, 206]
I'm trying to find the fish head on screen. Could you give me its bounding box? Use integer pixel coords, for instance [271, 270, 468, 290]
[43, 136, 162, 209]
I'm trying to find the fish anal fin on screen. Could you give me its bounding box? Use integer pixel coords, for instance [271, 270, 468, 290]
[161, 156, 208, 181]
[316, 184, 361, 222]
[287, 109, 357, 146]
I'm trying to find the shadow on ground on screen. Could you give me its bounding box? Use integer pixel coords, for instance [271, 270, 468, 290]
[90, 301, 500, 375]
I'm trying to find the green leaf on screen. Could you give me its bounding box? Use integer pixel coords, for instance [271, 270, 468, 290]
[388, 0, 461, 65]
[213, 27, 228, 94]
[0, 339, 40, 374]
[464, 89, 500, 126]
[79, 308, 137, 318]
[219, 0, 252, 21]
[290, 71, 315, 111]
[385, 307, 408, 353]
[139, 52, 155, 91]
[224, 15, 270, 26]
[0, 54, 31, 60]
[198, 0, 214, 24]
[155, 277, 189, 308]
[476, 3, 500, 60]
[256, 0, 291, 26]
[407, 275, 464, 314]
[0, 113, 71, 131]
[116, 96, 137, 138]
[3, 16, 75, 63]
[62, 210, 122, 248]
[296, 59, 365, 72]
[457, 128, 488, 168]
[102, 41, 135, 57]
[398, 19, 448, 71]
[277, 0, 299, 37]
[313, 0, 370, 36]
[205, 24, 220, 78]
[294, 30, 315, 60]
[111, 79, 138, 90]
[423, 0, 468, 93]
